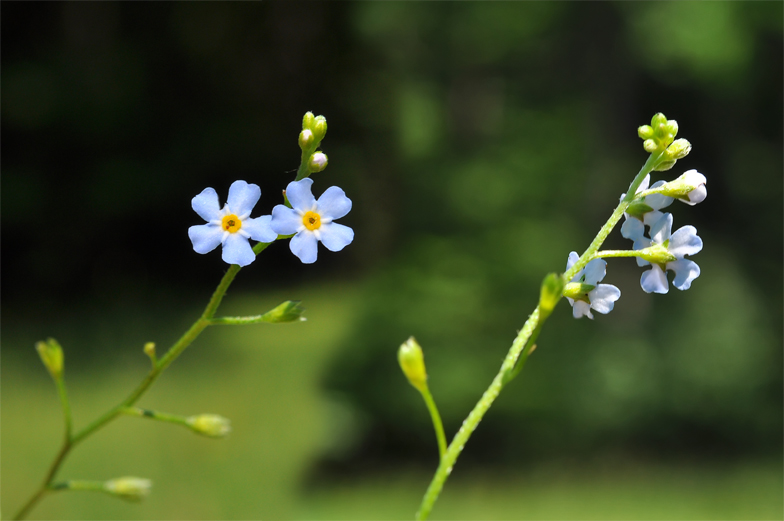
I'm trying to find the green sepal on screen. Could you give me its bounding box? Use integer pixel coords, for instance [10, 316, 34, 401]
[563, 282, 595, 300]
[261, 300, 306, 323]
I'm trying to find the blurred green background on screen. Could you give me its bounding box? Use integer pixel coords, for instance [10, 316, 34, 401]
[2, 2, 782, 519]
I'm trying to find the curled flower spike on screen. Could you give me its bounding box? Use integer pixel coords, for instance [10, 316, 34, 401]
[270, 178, 354, 264]
[564, 252, 621, 319]
[188, 180, 277, 267]
[636, 213, 702, 294]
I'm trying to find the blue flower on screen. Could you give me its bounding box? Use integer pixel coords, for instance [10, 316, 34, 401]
[565, 252, 621, 319]
[270, 178, 354, 264]
[188, 180, 277, 267]
[621, 174, 674, 267]
[636, 213, 702, 294]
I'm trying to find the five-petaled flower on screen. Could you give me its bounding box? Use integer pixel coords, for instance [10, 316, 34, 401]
[188, 180, 277, 267]
[564, 252, 621, 319]
[636, 213, 702, 294]
[270, 178, 354, 264]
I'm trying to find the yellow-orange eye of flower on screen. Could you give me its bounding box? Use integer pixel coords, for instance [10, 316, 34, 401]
[302, 210, 321, 231]
[222, 214, 242, 233]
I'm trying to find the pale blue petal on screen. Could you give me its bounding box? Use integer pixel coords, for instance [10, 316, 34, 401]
[573, 300, 593, 319]
[319, 222, 354, 252]
[243, 215, 278, 243]
[290, 230, 319, 264]
[583, 259, 607, 285]
[188, 224, 223, 254]
[621, 218, 645, 241]
[192, 188, 221, 222]
[636, 174, 650, 194]
[566, 251, 579, 274]
[646, 181, 673, 211]
[633, 237, 651, 267]
[227, 180, 261, 217]
[286, 178, 316, 212]
[270, 205, 303, 235]
[649, 213, 673, 245]
[589, 284, 620, 314]
[684, 185, 707, 205]
[641, 265, 669, 294]
[668, 259, 700, 290]
[668, 225, 702, 258]
[643, 210, 665, 228]
[221, 233, 255, 266]
[317, 186, 352, 220]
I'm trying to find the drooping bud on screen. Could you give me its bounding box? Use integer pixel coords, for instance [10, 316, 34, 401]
[103, 477, 152, 501]
[36, 338, 64, 380]
[308, 152, 328, 173]
[299, 129, 314, 150]
[398, 337, 428, 393]
[186, 414, 232, 438]
[539, 273, 564, 318]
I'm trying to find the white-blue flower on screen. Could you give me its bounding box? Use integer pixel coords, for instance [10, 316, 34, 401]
[270, 178, 354, 264]
[636, 213, 702, 294]
[565, 252, 621, 319]
[188, 180, 277, 267]
[621, 174, 674, 266]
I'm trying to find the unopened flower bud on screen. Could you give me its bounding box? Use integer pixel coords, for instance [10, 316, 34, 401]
[637, 125, 654, 139]
[539, 273, 564, 317]
[263, 300, 306, 323]
[653, 159, 676, 172]
[103, 477, 151, 501]
[665, 119, 679, 137]
[398, 337, 428, 393]
[308, 152, 328, 172]
[299, 129, 314, 150]
[302, 111, 315, 130]
[643, 139, 658, 153]
[36, 338, 63, 380]
[665, 138, 691, 160]
[659, 169, 707, 205]
[651, 113, 667, 128]
[186, 414, 232, 438]
[312, 116, 327, 142]
[143, 342, 156, 360]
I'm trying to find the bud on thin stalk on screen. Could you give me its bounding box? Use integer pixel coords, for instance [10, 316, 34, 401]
[398, 337, 428, 393]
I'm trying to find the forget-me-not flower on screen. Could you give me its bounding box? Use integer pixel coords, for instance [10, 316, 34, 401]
[270, 178, 353, 264]
[621, 174, 674, 264]
[188, 180, 277, 267]
[564, 252, 621, 319]
[635, 213, 702, 294]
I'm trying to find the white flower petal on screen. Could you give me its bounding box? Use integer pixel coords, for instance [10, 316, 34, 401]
[285, 178, 316, 211]
[588, 284, 621, 314]
[636, 174, 651, 194]
[640, 264, 669, 294]
[649, 213, 673, 245]
[192, 187, 221, 222]
[221, 233, 256, 267]
[243, 215, 278, 243]
[685, 185, 707, 205]
[572, 300, 593, 319]
[668, 259, 700, 290]
[226, 180, 261, 217]
[582, 259, 607, 285]
[318, 222, 354, 252]
[680, 169, 706, 186]
[668, 225, 702, 258]
[643, 209, 665, 228]
[317, 186, 352, 220]
[621, 218, 645, 241]
[646, 180, 674, 211]
[289, 230, 319, 264]
[188, 224, 224, 254]
[270, 205, 304, 235]
[633, 237, 651, 267]
[566, 251, 580, 277]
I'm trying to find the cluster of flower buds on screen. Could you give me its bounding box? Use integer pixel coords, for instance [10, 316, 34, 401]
[300, 111, 329, 173]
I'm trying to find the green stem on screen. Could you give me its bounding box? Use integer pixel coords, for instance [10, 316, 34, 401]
[593, 249, 645, 259]
[420, 388, 447, 459]
[55, 378, 72, 442]
[121, 407, 191, 428]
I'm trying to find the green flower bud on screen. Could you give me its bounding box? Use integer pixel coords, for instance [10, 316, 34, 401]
[299, 129, 314, 150]
[36, 338, 63, 380]
[653, 159, 676, 172]
[643, 139, 658, 153]
[302, 111, 315, 130]
[665, 138, 691, 160]
[103, 477, 152, 501]
[665, 119, 679, 137]
[312, 116, 327, 142]
[398, 337, 428, 393]
[264, 300, 306, 323]
[651, 112, 667, 128]
[539, 273, 564, 316]
[637, 125, 654, 139]
[186, 414, 232, 438]
[143, 342, 156, 359]
[308, 152, 328, 173]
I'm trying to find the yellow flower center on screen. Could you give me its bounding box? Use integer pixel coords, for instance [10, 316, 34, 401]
[302, 210, 321, 231]
[221, 214, 242, 233]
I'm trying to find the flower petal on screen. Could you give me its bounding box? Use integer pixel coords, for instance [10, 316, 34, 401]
[685, 185, 707, 205]
[188, 224, 224, 254]
[270, 205, 304, 235]
[582, 259, 607, 285]
[640, 264, 669, 294]
[636, 174, 651, 194]
[289, 230, 319, 264]
[192, 187, 221, 222]
[243, 215, 278, 243]
[643, 209, 665, 228]
[318, 222, 354, 252]
[317, 186, 352, 220]
[285, 178, 316, 212]
[668, 259, 700, 290]
[572, 300, 593, 319]
[646, 181, 673, 211]
[589, 284, 621, 314]
[621, 218, 645, 241]
[668, 225, 702, 258]
[227, 180, 261, 217]
[221, 233, 256, 267]
[566, 251, 580, 274]
[649, 213, 673, 245]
